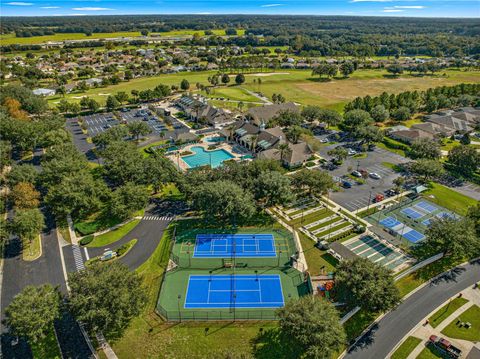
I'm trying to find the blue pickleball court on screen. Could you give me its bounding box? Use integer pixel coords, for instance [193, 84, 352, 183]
[184, 274, 285, 309]
[193, 234, 276, 258]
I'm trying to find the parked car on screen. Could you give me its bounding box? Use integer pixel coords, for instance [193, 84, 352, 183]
[369, 172, 381, 179]
[347, 149, 357, 156]
[351, 170, 362, 178]
[373, 194, 385, 203]
[428, 335, 461, 359]
[342, 181, 352, 189]
[359, 169, 369, 178]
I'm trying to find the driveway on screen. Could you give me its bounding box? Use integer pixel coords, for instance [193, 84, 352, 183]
[344, 259, 480, 359]
[317, 143, 408, 212]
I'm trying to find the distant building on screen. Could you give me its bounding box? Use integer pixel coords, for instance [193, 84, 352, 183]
[32, 88, 56, 97]
[245, 102, 299, 126]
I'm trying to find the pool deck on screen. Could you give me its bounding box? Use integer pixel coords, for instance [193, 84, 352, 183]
[167, 140, 251, 171]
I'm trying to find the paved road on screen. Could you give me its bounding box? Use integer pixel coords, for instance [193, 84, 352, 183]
[344, 259, 480, 359]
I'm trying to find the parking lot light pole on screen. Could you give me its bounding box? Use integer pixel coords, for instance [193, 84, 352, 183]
[177, 294, 182, 322]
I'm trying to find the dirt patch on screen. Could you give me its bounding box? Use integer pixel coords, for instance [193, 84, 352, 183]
[246, 72, 290, 77]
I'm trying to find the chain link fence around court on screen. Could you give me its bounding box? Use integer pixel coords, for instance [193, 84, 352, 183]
[156, 268, 309, 322]
[170, 227, 299, 270]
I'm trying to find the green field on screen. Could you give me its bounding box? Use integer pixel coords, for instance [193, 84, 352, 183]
[87, 219, 141, 247]
[441, 305, 480, 342]
[423, 182, 477, 216]
[48, 69, 480, 111]
[428, 297, 468, 328]
[391, 336, 422, 359]
[0, 29, 245, 46]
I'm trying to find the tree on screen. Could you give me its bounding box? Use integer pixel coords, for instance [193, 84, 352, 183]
[341, 110, 373, 133]
[127, 120, 151, 141]
[339, 61, 355, 77]
[387, 64, 404, 76]
[409, 138, 441, 160]
[370, 105, 390, 122]
[276, 296, 346, 359]
[286, 125, 310, 144]
[11, 208, 44, 243]
[355, 125, 384, 145]
[4, 285, 62, 343]
[409, 159, 445, 182]
[328, 147, 348, 163]
[93, 126, 129, 151]
[102, 142, 147, 186]
[106, 95, 120, 111]
[180, 79, 190, 91]
[115, 91, 129, 104]
[335, 258, 400, 312]
[254, 171, 295, 207]
[448, 145, 480, 177]
[467, 202, 480, 238]
[7, 164, 37, 188]
[292, 169, 334, 197]
[221, 73, 230, 85]
[140, 29, 149, 36]
[318, 109, 342, 128]
[235, 73, 245, 85]
[68, 261, 147, 338]
[301, 106, 322, 123]
[11, 182, 40, 209]
[417, 218, 480, 259]
[391, 106, 411, 122]
[192, 180, 256, 223]
[108, 183, 149, 220]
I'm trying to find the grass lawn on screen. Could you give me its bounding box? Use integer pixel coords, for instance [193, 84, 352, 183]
[138, 139, 168, 157]
[157, 183, 184, 201]
[391, 336, 422, 359]
[299, 233, 338, 275]
[428, 297, 469, 328]
[205, 86, 260, 102]
[343, 308, 379, 342]
[30, 326, 61, 359]
[441, 305, 480, 342]
[0, 31, 142, 45]
[87, 219, 141, 248]
[22, 235, 42, 261]
[440, 139, 461, 152]
[48, 68, 480, 111]
[423, 182, 477, 215]
[417, 343, 449, 359]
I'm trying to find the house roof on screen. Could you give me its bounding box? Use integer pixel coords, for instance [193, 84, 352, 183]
[246, 102, 298, 124]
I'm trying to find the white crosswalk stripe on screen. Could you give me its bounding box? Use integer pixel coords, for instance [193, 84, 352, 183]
[72, 244, 85, 271]
[143, 215, 174, 221]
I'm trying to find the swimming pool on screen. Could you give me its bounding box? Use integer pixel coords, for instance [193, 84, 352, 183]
[182, 146, 234, 168]
[206, 136, 226, 143]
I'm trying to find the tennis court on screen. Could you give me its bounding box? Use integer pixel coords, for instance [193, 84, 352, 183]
[193, 234, 276, 258]
[379, 216, 425, 243]
[184, 274, 284, 309]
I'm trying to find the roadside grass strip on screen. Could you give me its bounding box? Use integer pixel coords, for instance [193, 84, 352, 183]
[441, 305, 480, 342]
[391, 336, 422, 359]
[428, 297, 469, 328]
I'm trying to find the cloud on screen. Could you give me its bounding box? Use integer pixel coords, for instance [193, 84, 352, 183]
[71, 7, 114, 11]
[41, 6, 60, 8]
[260, 3, 285, 7]
[383, 9, 404, 12]
[394, 5, 426, 8]
[196, 12, 212, 14]
[6, 2, 33, 5]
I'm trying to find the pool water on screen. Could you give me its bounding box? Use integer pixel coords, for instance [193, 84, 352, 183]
[182, 146, 234, 168]
[206, 136, 226, 143]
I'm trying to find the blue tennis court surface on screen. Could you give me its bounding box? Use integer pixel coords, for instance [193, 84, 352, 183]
[193, 234, 276, 258]
[401, 207, 424, 219]
[403, 229, 425, 243]
[379, 217, 401, 228]
[184, 274, 285, 309]
[415, 201, 438, 213]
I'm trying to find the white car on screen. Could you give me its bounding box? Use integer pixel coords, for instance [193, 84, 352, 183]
[369, 172, 381, 179]
[347, 149, 357, 155]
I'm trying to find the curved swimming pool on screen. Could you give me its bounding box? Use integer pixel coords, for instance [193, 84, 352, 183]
[182, 146, 234, 168]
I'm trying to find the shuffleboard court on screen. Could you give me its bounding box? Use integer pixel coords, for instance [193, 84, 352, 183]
[184, 274, 284, 309]
[193, 234, 276, 258]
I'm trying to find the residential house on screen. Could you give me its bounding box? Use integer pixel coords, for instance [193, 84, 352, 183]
[245, 102, 299, 126]
[389, 129, 435, 144]
[176, 96, 235, 128]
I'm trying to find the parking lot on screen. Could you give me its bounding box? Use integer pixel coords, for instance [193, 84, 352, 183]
[82, 113, 118, 136]
[316, 140, 408, 212]
[119, 109, 168, 135]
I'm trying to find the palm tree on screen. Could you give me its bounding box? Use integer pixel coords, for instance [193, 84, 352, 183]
[250, 135, 258, 153]
[277, 143, 291, 165]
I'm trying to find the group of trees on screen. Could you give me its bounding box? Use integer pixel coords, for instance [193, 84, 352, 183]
[4, 262, 146, 345]
[311, 61, 355, 79]
[179, 160, 334, 224]
[345, 83, 480, 118]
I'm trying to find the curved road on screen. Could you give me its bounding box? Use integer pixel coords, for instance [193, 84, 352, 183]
[344, 259, 480, 359]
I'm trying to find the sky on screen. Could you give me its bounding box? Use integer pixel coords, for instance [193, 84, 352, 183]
[1, 0, 479, 17]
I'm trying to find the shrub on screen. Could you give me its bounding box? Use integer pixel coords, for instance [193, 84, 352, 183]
[74, 222, 98, 236]
[79, 235, 94, 246]
[180, 151, 193, 156]
[305, 161, 316, 167]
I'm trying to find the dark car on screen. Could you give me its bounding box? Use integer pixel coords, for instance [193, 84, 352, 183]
[342, 181, 352, 189]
